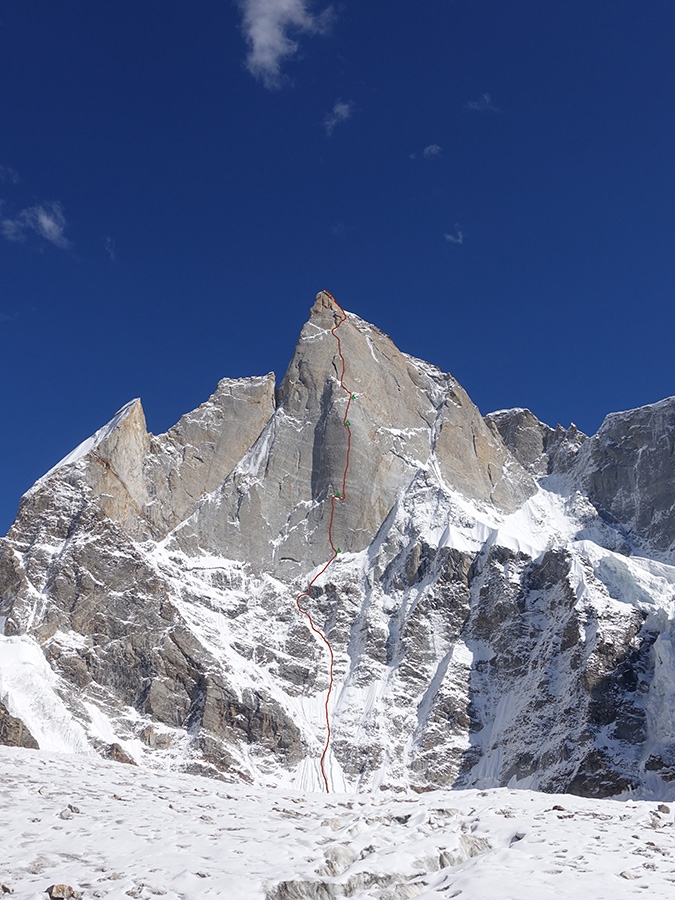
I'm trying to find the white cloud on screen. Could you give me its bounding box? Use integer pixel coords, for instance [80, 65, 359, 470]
[1, 202, 71, 249]
[444, 226, 464, 245]
[238, 0, 332, 88]
[104, 237, 116, 261]
[466, 92, 500, 112]
[422, 144, 442, 159]
[324, 99, 353, 135]
[0, 165, 20, 184]
[410, 144, 442, 160]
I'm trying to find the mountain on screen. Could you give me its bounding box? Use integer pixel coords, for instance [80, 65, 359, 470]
[1, 290, 674, 798]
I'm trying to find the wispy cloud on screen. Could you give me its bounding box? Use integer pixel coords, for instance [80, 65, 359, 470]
[324, 99, 353, 136]
[0, 165, 20, 184]
[1, 201, 71, 249]
[238, 0, 332, 88]
[422, 144, 442, 159]
[104, 236, 116, 261]
[0, 311, 19, 323]
[409, 144, 442, 160]
[466, 92, 500, 112]
[444, 226, 464, 245]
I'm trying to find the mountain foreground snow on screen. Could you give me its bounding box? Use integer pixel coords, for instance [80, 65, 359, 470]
[1, 746, 674, 899]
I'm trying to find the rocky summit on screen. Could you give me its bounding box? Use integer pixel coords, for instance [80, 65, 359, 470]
[1, 291, 674, 798]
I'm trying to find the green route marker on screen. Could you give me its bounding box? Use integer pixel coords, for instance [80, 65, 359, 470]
[337, 548, 341, 553]
[334, 492, 341, 498]
[351, 394, 356, 400]
[345, 420, 351, 426]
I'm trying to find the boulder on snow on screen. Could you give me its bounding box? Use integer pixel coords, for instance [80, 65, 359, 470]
[104, 742, 138, 766]
[46, 886, 81, 899]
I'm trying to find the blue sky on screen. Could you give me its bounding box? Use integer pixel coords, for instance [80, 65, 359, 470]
[1, 1, 674, 533]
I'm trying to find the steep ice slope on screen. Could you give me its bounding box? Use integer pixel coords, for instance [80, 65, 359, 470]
[1, 291, 675, 799]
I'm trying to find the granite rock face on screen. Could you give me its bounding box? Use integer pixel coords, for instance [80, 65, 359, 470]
[1, 291, 675, 797]
[574, 397, 675, 555]
[486, 407, 587, 477]
[170, 292, 536, 577]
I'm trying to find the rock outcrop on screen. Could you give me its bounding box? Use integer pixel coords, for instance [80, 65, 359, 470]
[0, 701, 39, 749]
[1, 290, 674, 798]
[574, 397, 675, 555]
[486, 407, 587, 477]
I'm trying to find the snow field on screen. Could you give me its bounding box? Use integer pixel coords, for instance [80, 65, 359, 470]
[0, 748, 674, 899]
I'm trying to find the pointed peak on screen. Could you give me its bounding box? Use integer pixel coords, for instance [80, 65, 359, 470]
[311, 289, 344, 322]
[32, 398, 146, 489]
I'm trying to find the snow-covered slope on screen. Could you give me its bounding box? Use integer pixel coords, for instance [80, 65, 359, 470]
[1, 291, 675, 799]
[1, 746, 674, 899]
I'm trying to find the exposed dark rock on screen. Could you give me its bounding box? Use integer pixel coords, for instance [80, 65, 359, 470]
[0, 701, 39, 749]
[104, 743, 138, 765]
[46, 886, 81, 900]
[567, 750, 637, 798]
[486, 408, 587, 476]
[576, 397, 675, 553]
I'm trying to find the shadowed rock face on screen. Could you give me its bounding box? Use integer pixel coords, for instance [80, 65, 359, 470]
[575, 397, 675, 554]
[458, 546, 659, 798]
[490, 398, 675, 557]
[486, 408, 587, 477]
[0, 701, 39, 749]
[1, 292, 675, 797]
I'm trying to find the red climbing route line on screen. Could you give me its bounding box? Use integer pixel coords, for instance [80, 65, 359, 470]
[295, 290, 353, 793]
